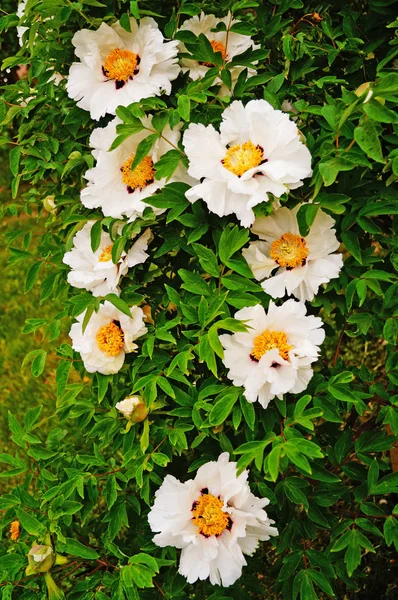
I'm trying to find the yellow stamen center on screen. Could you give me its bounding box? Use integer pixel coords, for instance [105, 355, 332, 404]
[192, 493, 230, 537]
[10, 520, 20, 541]
[201, 40, 228, 67]
[96, 322, 124, 357]
[98, 244, 113, 262]
[269, 232, 309, 269]
[210, 40, 227, 59]
[103, 48, 139, 82]
[121, 154, 155, 192]
[222, 141, 264, 177]
[251, 330, 292, 362]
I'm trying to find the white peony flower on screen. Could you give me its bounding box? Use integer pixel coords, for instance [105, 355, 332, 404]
[81, 116, 187, 221]
[183, 99, 312, 227]
[17, 1, 28, 46]
[219, 301, 324, 409]
[66, 17, 180, 120]
[69, 301, 147, 375]
[242, 205, 343, 302]
[148, 452, 278, 587]
[115, 395, 148, 422]
[63, 222, 151, 297]
[178, 12, 259, 95]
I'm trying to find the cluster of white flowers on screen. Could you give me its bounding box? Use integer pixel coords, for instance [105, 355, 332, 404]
[16, 3, 345, 586]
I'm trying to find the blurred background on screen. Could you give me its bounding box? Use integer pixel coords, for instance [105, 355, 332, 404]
[0, 0, 60, 463]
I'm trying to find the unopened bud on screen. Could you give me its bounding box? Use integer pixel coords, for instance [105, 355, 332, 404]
[355, 82, 373, 103]
[26, 544, 54, 574]
[213, 424, 224, 434]
[43, 195, 56, 214]
[115, 396, 149, 423]
[68, 151, 81, 160]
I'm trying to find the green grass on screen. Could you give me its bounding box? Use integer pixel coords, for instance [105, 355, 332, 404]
[0, 176, 61, 457]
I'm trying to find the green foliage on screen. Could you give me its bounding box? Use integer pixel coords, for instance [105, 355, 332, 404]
[1, 0, 398, 599]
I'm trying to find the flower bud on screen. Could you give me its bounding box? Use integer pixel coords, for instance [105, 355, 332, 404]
[43, 195, 56, 214]
[68, 150, 82, 160]
[27, 544, 54, 574]
[355, 82, 373, 103]
[115, 396, 149, 423]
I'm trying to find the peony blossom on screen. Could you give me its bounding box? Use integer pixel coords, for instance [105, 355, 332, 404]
[243, 205, 343, 302]
[219, 301, 324, 409]
[81, 116, 189, 221]
[63, 222, 151, 297]
[148, 453, 278, 586]
[67, 17, 179, 120]
[183, 99, 312, 227]
[69, 301, 147, 375]
[178, 12, 259, 95]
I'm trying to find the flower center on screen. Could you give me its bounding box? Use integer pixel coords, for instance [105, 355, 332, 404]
[98, 244, 113, 262]
[200, 40, 228, 67]
[96, 321, 124, 357]
[269, 232, 309, 269]
[192, 493, 230, 538]
[103, 48, 139, 82]
[222, 141, 264, 177]
[251, 330, 292, 362]
[121, 154, 155, 193]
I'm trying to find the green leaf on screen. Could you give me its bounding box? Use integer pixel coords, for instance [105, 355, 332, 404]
[154, 149, 181, 181]
[16, 508, 46, 536]
[177, 95, 191, 121]
[297, 204, 319, 237]
[354, 120, 384, 163]
[363, 100, 398, 124]
[25, 261, 42, 292]
[130, 1, 140, 19]
[105, 293, 132, 318]
[31, 350, 47, 378]
[129, 564, 155, 588]
[56, 361, 71, 399]
[209, 389, 240, 426]
[219, 226, 250, 264]
[372, 73, 398, 96]
[267, 445, 282, 482]
[384, 516, 398, 550]
[60, 538, 99, 560]
[178, 269, 210, 296]
[90, 220, 103, 253]
[9, 146, 21, 177]
[111, 235, 127, 264]
[192, 243, 220, 277]
[130, 134, 159, 172]
[341, 231, 362, 264]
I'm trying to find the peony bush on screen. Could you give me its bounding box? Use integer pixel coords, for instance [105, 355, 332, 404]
[0, 0, 397, 598]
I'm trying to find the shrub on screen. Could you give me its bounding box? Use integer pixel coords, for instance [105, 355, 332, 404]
[0, 1, 397, 599]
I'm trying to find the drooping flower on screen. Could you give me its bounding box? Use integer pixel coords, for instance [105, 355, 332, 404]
[66, 17, 179, 120]
[178, 12, 259, 95]
[69, 301, 147, 374]
[219, 301, 324, 409]
[116, 395, 148, 422]
[81, 116, 188, 221]
[63, 222, 151, 297]
[242, 205, 343, 302]
[183, 99, 312, 227]
[148, 452, 278, 587]
[10, 520, 20, 541]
